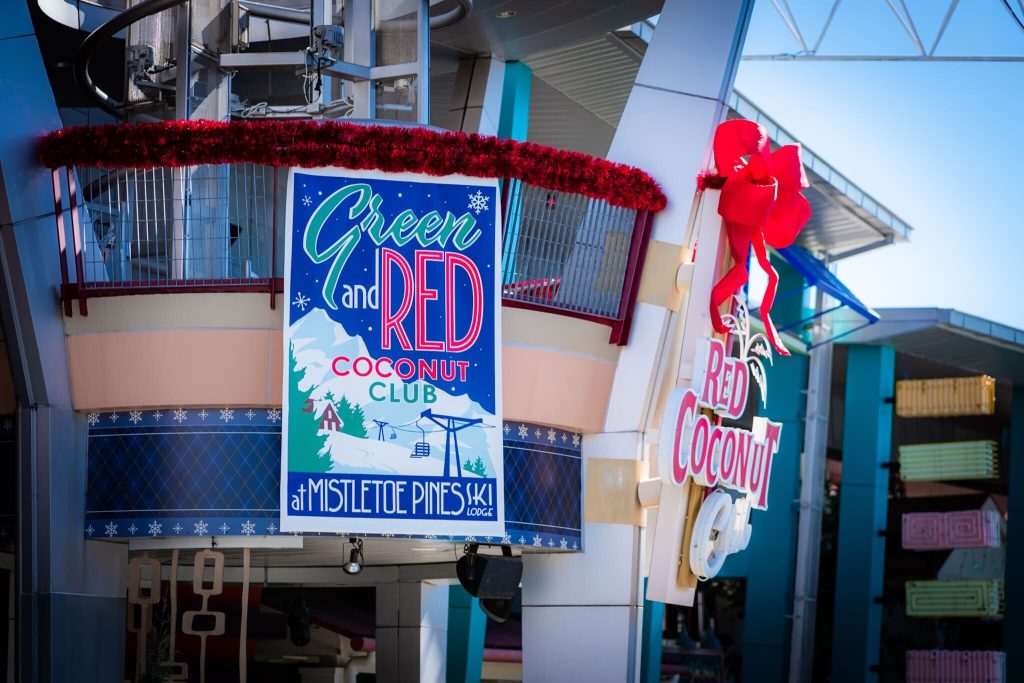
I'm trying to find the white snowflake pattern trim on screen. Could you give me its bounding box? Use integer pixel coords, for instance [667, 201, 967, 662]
[467, 190, 490, 215]
[518, 424, 529, 438]
[173, 409, 188, 423]
[503, 423, 510, 435]
[502, 534, 512, 545]
[220, 408, 234, 422]
[245, 410, 255, 420]
[572, 433, 581, 447]
[532, 535, 543, 547]
[109, 412, 119, 423]
[86, 524, 95, 537]
[219, 523, 230, 534]
[148, 521, 162, 536]
[559, 538, 568, 549]
[302, 195, 312, 207]
[267, 409, 281, 423]
[128, 524, 138, 535]
[293, 292, 310, 311]
[105, 522, 118, 537]
[534, 428, 541, 439]
[194, 520, 208, 535]
[267, 523, 278, 534]
[519, 535, 526, 544]
[87, 413, 100, 426]
[152, 411, 163, 421]
[241, 520, 256, 536]
[172, 523, 183, 534]
[129, 411, 143, 424]
[198, 409, 209, 420]
[547, 428, 557, 443]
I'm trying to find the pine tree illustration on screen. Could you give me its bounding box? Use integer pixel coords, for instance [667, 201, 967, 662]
[463, 456, 487, 477]
[346, 402, 369, 438]
[287, 344, 333, 473]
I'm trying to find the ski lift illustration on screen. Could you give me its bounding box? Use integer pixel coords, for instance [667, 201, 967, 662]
[411, 420, 431, 458]
[373, 420, 397, 442]
[389, 426, 397, 440]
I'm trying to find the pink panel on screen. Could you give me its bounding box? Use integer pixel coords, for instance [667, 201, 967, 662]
[944, 510, 1001, 549]
[905, 650, 1005, 683]
[903, 512, 944, 550]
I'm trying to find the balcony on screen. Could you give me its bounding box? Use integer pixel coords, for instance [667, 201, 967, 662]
[42, 120, 663, 344]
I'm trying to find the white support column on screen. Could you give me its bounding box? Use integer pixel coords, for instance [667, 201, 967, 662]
[520, 1, 754, 679]
[448, 56, 506, 135]
[375, 580, 449, 683]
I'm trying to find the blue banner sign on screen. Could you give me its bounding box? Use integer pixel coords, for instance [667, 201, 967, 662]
[282, 169, 503, 536]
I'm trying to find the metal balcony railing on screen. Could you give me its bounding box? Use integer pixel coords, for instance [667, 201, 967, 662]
[53, 163, 655, 344]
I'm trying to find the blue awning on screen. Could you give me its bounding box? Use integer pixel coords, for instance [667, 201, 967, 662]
[777, 246, 879, 323]
[768, 245, 879, 348]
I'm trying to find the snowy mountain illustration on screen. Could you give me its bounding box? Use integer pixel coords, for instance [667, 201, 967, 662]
[289, 307, 499, 478]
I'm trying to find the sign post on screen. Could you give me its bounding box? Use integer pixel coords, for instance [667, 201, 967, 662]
[280, 169, 504, 538]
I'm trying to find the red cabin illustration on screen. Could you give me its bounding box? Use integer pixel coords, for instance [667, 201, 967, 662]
[319, 403, 343, 432]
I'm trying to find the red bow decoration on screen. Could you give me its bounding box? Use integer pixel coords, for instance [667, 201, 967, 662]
[702, 119, 811, 356]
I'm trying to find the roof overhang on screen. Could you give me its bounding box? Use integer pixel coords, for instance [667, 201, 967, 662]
[833, 308, 1024, 386]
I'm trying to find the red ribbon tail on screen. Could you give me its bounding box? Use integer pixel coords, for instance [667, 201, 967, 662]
[708, 225, 749, 335]
[751, 235, 790, 356]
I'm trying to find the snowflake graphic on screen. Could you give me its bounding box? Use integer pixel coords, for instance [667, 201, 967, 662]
[561, 433, 567, 443]
[152, 411, 163, 421]
[105, 522, 118, 537]
[194, 520, 208, 535]
[198, 409, 209, 420]
[267, 409, 281, 423]
[559, 538, 568, 549]
[572, 433, 581, 447]
[519, 536, 526, 544]
[293, 292, 310, 311]
[532, 535, 543, 547]
[220, 408, 234, 422]
[129, 411, 142, 424]
[572, 541, 578, 550]
[518, 424, 529, 438]
[172, 523, 183, 534]
[467, 190, 490, 215]
[503, 423, 510, 435]
[109, 412, 119, 423]
[502, 534, 512, 545]
[548, 539, 555, 547]
[547, 428, 557, 443]
[465, 536, 477, 542]
[302, 195, 312, 207]
[267, 523, 277, 534]
[219, 523, 230, 534]
[241, 520, 256, 536]
[86, 524, 95, 537]
[424, 534, 437, 540]
[148, 521, 162, 536]
[128, 524, 138, 535]
[173, 409, 188, 423]
[245, 410, 255, 420]
[87, 413, 100, 426]
[534, 428, 541, 439]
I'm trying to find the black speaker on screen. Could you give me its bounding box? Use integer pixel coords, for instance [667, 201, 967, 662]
[456, 545, 522, 603]
[287, 593, 311, 647]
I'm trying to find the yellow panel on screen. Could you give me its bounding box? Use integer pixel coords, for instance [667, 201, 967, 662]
[584, 458, 643, 526]
[896, 376, 996, 417]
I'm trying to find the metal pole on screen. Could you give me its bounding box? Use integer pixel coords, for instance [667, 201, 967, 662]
[788, 285, 834, 683]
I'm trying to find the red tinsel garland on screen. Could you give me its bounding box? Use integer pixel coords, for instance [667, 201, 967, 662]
[38, 119, 667, 212]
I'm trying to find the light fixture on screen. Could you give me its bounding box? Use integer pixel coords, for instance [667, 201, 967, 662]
[456, 544, 522, 623]
[495, 10, 517, 19]
[343, 537, 364, 575]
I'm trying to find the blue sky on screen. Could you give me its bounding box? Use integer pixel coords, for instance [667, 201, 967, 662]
[734, 0, 1024, 329]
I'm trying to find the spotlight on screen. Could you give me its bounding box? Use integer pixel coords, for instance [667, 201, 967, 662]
[343, 537, 364, 575]
[456, 544, 522, 623]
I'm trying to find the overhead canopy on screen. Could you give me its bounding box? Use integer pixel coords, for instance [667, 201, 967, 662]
[832, 308, 1024, 386]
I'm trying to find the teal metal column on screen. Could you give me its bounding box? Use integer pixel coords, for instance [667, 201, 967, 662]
[496, 61, 531, 285]
[446, 585, 486, 683]
[1005, 386, 1024, 680]
[497, 61, 531, 142]
[830, 345, 895, 683]
[721, 352, 808, 681]
[640, 578, 664, 683]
